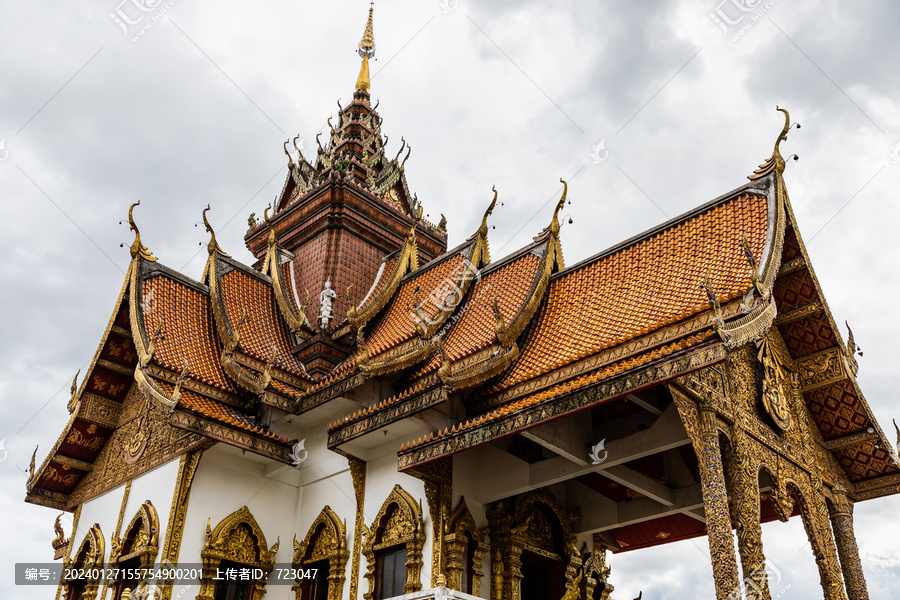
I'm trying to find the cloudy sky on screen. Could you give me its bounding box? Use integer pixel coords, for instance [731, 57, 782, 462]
[1, 0, 899, 598]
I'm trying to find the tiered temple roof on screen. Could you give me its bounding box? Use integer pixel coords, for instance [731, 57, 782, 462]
[26, 17, 898, 544]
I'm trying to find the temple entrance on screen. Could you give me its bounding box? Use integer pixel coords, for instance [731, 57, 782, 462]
[520, 549, 566, 600]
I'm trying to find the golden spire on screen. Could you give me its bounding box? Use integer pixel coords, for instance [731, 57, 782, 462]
[749, 106, 798, 180]
[355, 1, 376, 93]
[551, 178, 569, 235]
[127, 201, 157, 262]
[203, 205, 230, 257]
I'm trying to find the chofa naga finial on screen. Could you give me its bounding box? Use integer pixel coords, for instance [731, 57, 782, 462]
[748, 106, 800, 180]
[124, 201, 157, 262]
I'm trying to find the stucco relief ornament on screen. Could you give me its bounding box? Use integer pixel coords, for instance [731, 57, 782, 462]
[319, 280, 337, 330]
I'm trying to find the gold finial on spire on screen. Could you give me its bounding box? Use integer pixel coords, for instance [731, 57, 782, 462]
[355, 1, 376, 93]
[480, 186, 498, 232]
[127, 201, 157, 262]
[749, 106, 799, 180]
[551, 178, 568, 234]
[203, 205, 229, 257]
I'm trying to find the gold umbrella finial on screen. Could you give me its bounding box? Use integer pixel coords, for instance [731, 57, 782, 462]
[355, 1, 376, 93]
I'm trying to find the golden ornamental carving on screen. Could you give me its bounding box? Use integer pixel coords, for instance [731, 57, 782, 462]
[749, 106, 798, 180]
[156, 451, 202, 600]
[362, 485, 425, 600]
[443, 497, 488, 595]
[292, 506, 349, 600]
[489, 488, 582, 600]
[757, 333, 793, 431]
[126, 201, 157, 262]
[62, 523, 105, 600]
[198, 506, 277, 600]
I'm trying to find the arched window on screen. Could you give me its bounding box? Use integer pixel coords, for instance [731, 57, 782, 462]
[63, 523, 105, 600]
[443, 497, 487, 595]
[292, 506, 349, 600]
[197, 506, 279, 600]
[362, 485, 425, 600]
[109, 500, 160, 600]
[489, 488, 581, 600]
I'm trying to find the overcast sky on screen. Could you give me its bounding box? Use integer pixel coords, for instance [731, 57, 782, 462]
[1, 1, 899, 598]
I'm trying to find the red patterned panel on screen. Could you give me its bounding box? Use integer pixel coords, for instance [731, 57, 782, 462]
[834, 442, 898, 482]
[35, 462, 87, 493]
[781, 228, 802, 263]
[58, 421, 113, 461]
[781, 313, 838, 358]
[613, 513, 707, 552]
[805, 381, 869, 440]
[86, 366, 133, 402]
[113, 299, 131, 329]
[99, 334, 138, 368]
[774, 269, 818, 313]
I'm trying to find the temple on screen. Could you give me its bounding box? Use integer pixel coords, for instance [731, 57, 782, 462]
[26, 3, 900, 600]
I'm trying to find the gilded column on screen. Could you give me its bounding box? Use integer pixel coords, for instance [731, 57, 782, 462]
[347, 455, 367, 600]
[789, 375, 847, 600]
[671, 386, 740, 599]
[727, 423, 771, 600]
[829, 485, 869, 600]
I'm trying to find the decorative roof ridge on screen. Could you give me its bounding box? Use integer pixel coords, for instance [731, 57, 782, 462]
[556, 178, 774, 280]
[262, 224, 312, 336]
[401, 236, 477, 282]
[140, 260, 209, 295]
[437, 341, 520, 392]
[220, 253, 273, 285]
[25, 411, 80, 496]
[433, 201, 559, 391]
[327, 380, 431, 432]
[399, 332, 714, 456]
[478, 238, 546, 277]
[348, 221, 419, 329]
[129, 260, 183, 412]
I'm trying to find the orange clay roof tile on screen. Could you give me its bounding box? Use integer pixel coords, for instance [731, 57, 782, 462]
[142, 275, 235, 392]
[158, 380, 291, 444]
[220, 269, 310, 379]
[366, 254, 467, 356]
[499, 193, 766, 388]
[413, 252, 542, 376]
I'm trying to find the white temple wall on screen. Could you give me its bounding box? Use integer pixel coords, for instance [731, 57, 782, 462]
[177, 445, 301, 600]
[364, 445, 433, 594]
[452, 450, 490, 599]
[124, 458, 179, 546]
